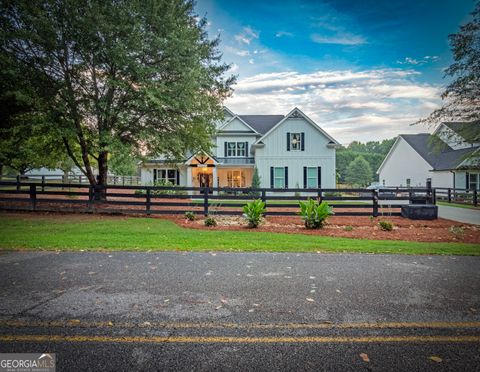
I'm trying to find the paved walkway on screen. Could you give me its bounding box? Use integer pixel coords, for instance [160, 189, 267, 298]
[438, 205, 480, 225]
[1, 251, 479, 371]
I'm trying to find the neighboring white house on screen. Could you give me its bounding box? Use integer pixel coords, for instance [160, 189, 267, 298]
[377, 122, 480, 189]
[139, 107, 339, 190]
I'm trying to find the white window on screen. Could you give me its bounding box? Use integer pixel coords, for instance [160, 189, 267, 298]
[226, 142, 236, 157]
[226, 142, 247, 157]
[154, 169, 178, 185]
[307, 167, 317, 188]
[274, 167, 285, 188]
[290, 133, 301, 151]
[227, 170, 245, 187]
[236, 142, 246, 157]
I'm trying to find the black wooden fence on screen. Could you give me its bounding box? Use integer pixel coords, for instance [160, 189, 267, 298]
[0, 181, 435, 217]
[435, 187, 478, 207]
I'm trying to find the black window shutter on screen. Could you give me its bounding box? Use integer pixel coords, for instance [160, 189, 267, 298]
[224, 142, 228, 157]
[317, 167, 322, 188]
[286, 133, 291, 151]
[284, 167, 288, 189]
[303, 167, 307, 188]
[176, 170, 180, 185]
[466, 172, 470, 190]
[245, 142, 249, 157]
[270, 167, 274, 188]
[153, 169, 157, 183]
[301, 132, 305, 151]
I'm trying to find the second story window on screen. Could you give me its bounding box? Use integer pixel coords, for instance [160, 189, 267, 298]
[287, 132, 304, 151]
[225, 142, 248, 157]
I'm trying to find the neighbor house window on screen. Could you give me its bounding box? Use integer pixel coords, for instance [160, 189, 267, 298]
[154, 169, 178, 185]
[274, 167, 285, 188]
[306, 167, 317, 188]
[469, 173, 478, 190]
[406, 178, 411, 187]
[226, 142, 248, 157]
[290, 133, 301, 151]
[227, 170, 245, 187]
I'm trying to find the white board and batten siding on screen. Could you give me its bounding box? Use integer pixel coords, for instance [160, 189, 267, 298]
[378, 136, 433, 187]
[254, 117, 336, 189]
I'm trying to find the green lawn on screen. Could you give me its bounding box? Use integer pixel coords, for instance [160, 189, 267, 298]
[0, 215, 478, 255]
[437, 201, 479, 210]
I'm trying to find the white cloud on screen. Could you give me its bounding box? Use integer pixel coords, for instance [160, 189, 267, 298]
[311, 33, 367, 45]
[225, 46, 250, 57]
[229, 63, 239, 72]
[275, 31, 294, 38]
[234, 26, 259, 45]
[397, 56, 439, 66]
[248, 59, 255, 65]
[225, 69, 441, 143]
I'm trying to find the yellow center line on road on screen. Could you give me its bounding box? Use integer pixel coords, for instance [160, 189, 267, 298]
[1, 334, 480, 344]
[1, 320, 480, 330]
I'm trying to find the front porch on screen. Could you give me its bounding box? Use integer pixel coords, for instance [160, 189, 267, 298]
[185, 154, 254, 190]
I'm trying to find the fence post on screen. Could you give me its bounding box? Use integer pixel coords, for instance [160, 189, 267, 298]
[448, 188, 451, 203]
[88, 185, 94, 212]
[16, 175, 20, 191]
[432, 188, 437, 205]
[41, 176, 45, 192]
[203, 187, 209, 217]
[474, 189, 478, 207]
[29, 184, 36, 211]
[317, 188, 322, 203]
[146, 188, 151, 215]
[372, 189, 379, 217]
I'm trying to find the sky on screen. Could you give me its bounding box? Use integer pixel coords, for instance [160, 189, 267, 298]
[195, 0, 475, 144]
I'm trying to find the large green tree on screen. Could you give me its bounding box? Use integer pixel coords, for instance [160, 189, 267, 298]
[0, 0, 234, 190]
[418, 1, 480, 154]
[345, 156, 373, 187]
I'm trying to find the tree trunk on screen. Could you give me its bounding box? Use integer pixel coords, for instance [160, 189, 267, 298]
[95, 151, 109, 200]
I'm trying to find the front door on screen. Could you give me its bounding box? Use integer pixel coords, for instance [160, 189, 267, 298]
[199, 173, 211, 190]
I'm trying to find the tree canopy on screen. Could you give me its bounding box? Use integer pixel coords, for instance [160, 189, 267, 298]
[418, 1, 480, 153]
[345, 155, 373, 187]
[0, 0, 234, 185]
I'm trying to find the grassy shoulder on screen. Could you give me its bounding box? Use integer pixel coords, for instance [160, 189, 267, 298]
[0, 214, 478, 255]
[437, 201, 479, 210]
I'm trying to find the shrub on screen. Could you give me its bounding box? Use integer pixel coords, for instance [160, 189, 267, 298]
[299, 199, 334, 229]
[344, 225, 354, 231]
[151, 180, 187, 196]
[204, 216, 217, 227]
[242, 199, 266, 228]
[185, 211, 196, 221]
[449, 226, 464, 239]
[378, 220, 393, 231]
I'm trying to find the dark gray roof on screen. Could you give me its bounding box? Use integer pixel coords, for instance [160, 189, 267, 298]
[443, 121, 480, 142]
[401, 134, 479, 170]
[239, 115, 284, 134]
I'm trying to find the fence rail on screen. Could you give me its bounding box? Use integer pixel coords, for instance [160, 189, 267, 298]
[1, 174, 141, 189]
[0, 181, 436, 217]
[435, 187, 478, 207]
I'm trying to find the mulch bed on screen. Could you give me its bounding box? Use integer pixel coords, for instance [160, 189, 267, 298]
[169, 215, 480, 244]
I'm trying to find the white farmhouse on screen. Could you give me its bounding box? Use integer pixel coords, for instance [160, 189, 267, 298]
[139, 107, 339, 190]
[377, 122, 480, 189]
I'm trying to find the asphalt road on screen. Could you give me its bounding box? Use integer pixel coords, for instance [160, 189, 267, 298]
[438, 204, 480, 225]
[0, 251, 479, 371]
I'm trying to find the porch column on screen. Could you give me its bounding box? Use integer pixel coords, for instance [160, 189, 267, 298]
[212, 166, 218, 195]
[187, 166, 193, 195]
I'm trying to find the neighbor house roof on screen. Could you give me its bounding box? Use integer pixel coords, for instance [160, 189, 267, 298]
[400, 133, 479, 171]
[238, 115, 284, 135]
[442, 121, 480, 143]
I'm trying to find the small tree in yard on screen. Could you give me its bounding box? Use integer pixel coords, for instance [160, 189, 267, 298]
[250, 167, 261, 197]
[0, 0, 234, 197]
[345, 156, 372, 187]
